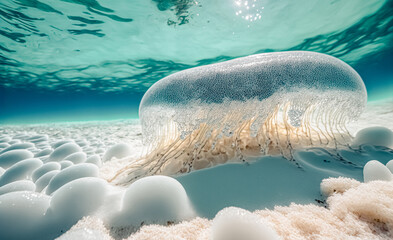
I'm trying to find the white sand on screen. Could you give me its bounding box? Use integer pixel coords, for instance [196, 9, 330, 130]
[0, 99, 391, 239]
[61, 178, 393, 240]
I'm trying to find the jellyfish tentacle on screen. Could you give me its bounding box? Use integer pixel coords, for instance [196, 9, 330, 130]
[111, 51, 367, 185]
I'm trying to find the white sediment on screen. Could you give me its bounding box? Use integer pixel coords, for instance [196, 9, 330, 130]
[0, 100, 391, 239]
[60, 177, 393, 240]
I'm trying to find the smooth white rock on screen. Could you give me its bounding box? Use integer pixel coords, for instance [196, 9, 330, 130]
[0, 191, 51, 240]
[352, 126, 393, 148]
[385, 160, 393, 174]
[35, 148, 53, 158]
[212, 207, 281, 240]
[27, 135, 48, 143]
[0, 158, 42, 186]
[46, 177, 107, 227]
[110, 175, 194, 227]
[0, 142, 35, 154]
[52, 140, 73, 149]
[48, 143, 81, 162]
[8, 139, 21, 145]
[35, 170, 60, 193]
[85, 154, 102, 167]
[102, 143, 132, 162]
[75, 139, 88, 147]
[0, 180, 36, 195]
[46, 163, 99, 195]
[60, 160, 74, 169]
[0, 143, 10, 148]
[39, 156, 50, 162]
[64, 152, 86, 164]
[0, 136, 11, 143]
[32, 162, 61, 182]
[36, 143, 51, 149]
[12, 133, 28, 139]
[0, 149, 34, 168]
[363, 160, 393, 183]
[29, 148, 41, 154]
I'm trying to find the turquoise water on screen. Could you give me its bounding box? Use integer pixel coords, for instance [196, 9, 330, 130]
[0, 0, 392, 123]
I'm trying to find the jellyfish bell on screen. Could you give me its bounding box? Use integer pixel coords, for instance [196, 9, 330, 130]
[112, 51, 367, 184]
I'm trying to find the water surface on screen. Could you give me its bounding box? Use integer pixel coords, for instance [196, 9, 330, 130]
[1, 0, 392, 123]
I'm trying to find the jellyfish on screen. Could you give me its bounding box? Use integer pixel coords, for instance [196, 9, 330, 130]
[111, 51, 367, 185]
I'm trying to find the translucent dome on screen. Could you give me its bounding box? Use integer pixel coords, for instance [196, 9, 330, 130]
[113, 51, 367, 184]
[140, 51, 366, 145]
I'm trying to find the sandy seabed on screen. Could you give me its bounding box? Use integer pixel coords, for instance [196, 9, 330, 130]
[65, 178, 393, 240]
[0, 98, 392, 240]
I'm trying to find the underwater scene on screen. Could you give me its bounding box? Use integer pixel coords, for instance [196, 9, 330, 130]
[0, 0, 393, 239]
